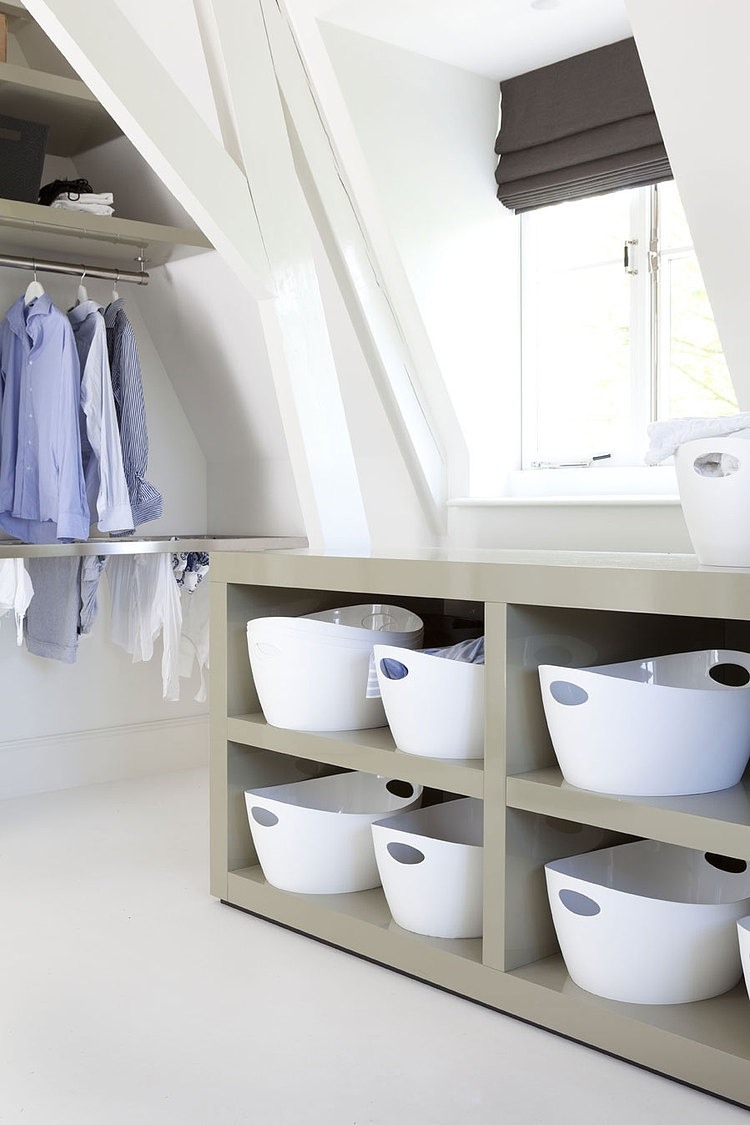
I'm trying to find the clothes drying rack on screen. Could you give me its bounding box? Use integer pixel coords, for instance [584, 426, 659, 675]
[0, 250, 149, 286]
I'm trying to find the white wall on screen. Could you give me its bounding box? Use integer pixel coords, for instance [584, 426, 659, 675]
[318, 20, 704, 554]
[320, 22, 520, 498]
[627, 0, 750, 411]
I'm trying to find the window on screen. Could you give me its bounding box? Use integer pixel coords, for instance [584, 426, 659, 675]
[520, 182, 735, 475]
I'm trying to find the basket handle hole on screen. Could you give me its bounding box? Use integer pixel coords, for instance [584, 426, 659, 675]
[250, 807, 279, 827]
[708, 663, 750, 687]
[385, 779, 415, 799]
[549, 680, 588, 706]
[386, 842, 425, 865]
[693, 452, 740, 477]
[559, 889, 601, 916]
[704, 852, 747, 874]
[379, 658, 409, 681]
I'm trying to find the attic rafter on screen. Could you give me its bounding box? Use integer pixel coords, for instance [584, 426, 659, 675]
[261, 0, 468, 506]
[205, 0, 371, 550]
[23, 0, 274, 300]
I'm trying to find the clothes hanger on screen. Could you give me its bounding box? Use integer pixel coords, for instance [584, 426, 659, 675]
[111, 272, 120, 302]
[76, 269, 88, 304]
[24, 261, 45, 305]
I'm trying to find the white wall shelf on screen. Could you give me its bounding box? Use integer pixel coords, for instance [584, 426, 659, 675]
[0, 197, 212, 270]
[0, 60, 121, 154]
[210, 547, 750, 1109]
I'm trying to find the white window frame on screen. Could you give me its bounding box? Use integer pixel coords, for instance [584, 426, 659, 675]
[510, 184, 717, 500]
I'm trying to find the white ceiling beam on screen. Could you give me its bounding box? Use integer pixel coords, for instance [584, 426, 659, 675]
[265, 0, 469, 501]
[22, 0, 274, 300]
[207, 0, 371, 550]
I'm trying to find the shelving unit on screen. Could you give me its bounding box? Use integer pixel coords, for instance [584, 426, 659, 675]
[0, 18, 213, 270]
[210, 547, 750, 1108]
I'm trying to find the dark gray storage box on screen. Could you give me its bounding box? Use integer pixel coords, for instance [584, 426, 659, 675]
[0, 114, 49, 202]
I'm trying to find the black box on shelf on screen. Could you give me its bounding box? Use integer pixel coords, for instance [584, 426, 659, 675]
[0, 114, 49, 203]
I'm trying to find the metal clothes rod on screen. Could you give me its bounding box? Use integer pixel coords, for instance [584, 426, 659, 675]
[0, 252, 149, 285]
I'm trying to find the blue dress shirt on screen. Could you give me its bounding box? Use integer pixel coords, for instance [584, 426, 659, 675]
[0, 294, 89, 543]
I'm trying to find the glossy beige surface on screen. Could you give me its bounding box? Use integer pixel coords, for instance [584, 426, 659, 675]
[210, 548, 750, 1107]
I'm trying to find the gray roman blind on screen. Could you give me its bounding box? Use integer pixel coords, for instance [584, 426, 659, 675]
[494, 37, 672, 213]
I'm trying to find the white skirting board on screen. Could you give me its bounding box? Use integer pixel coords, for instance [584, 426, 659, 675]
[0, 715, 209, 800]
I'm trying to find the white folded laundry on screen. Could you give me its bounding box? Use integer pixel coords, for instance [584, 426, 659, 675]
[645, 413, 750, 464]
[51, 200, 114, 216]
[55, 191, 114, 204]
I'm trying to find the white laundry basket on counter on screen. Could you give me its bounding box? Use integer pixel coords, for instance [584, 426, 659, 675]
[373, 644, 484, 760]
[539, 649, 750, 796]
[246, 604, 423, 732]
[546, 839, 750, 1005]
[675, 434, 750, 566]
[371, 798, 483, 939]
[737, 916, 750, 1000]
[245, 770, 423, 894]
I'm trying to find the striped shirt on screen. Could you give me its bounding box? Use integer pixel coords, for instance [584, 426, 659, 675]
[102, 298, 163, 530]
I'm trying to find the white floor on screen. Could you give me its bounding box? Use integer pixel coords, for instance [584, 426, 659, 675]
[1, 769, 748, 1125]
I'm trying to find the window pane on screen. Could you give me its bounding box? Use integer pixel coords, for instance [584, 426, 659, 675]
[522, 191, 638, 464]
[662, 254, 737, 418]
[530, 264, 633, 461]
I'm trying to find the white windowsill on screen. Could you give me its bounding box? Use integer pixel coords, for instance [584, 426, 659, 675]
[454, 465, 681, 506]
[449, 494, 681, 508]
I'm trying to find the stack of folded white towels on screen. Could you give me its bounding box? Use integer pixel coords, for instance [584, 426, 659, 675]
[51, 191, 114, 216]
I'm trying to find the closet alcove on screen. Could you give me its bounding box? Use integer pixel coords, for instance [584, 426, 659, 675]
[0, 2, 305, 798]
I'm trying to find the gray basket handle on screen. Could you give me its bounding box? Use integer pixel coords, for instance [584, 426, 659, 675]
[387, 841, 425, 865]
[558, 888, 600, 916]
[548, 680, 589, 706]
[250, 806, 279, 828]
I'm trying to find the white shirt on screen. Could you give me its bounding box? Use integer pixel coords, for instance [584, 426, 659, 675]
[0, 558, 34, 644]
[68, 301, 134, 534]
[107, 553, 182, 700]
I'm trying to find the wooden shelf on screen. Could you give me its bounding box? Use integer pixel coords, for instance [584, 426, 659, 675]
[506, 767, 750, 859]
[227, 866, 484, 969]
[0, 60, 121, 155]
[210, 548, 750, 1108]
[228, 714, 484, 798]
[0, 197, 212, 270]
[508, 955, 750, 1105]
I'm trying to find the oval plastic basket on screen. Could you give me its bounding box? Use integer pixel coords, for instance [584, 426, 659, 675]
[539, 648, 750, 796]
[737, 915, 750, 1000]
[244, 770, 423, 894]
[247, 604, 423, 732]
[546, 839, 750, 1004]
[372, 797, 483, 938]
[675, 435, 750, 566]
[373, 644, 484, 760]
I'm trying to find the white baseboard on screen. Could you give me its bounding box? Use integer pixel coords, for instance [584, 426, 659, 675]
[0, 715, 209, 800]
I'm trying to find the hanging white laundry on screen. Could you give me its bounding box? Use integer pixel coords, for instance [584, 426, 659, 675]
[107, 553, 182, 700]
[178, 577, 210, 703]
[0, 558, 34, 645]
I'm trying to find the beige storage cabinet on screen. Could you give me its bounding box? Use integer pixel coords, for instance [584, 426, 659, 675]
[209, 548, 750, 1109]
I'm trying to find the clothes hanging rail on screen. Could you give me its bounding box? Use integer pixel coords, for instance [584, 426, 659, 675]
[0, 251, 149, 285]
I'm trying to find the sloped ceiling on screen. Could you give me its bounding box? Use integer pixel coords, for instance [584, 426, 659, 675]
[317, 0, 631, 79]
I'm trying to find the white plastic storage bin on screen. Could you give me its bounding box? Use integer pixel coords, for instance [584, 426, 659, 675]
[245, 770, 423, 894]
[373, 644, 484, 760]
[546, 839, 750, 1005]
[246, 604, 423, 732]
[539, 649, 750, 796]
[371, 797, 483, 938]
[675, 434, 750, 566]
[737, 916, 750, 1000]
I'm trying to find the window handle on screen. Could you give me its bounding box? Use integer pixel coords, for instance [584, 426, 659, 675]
[530, 454, 612, 469]
[624, 239, 638, 275]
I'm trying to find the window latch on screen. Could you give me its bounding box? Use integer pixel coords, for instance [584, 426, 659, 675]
[530, 454, 612, 469]
[624, 239, 638, 275]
